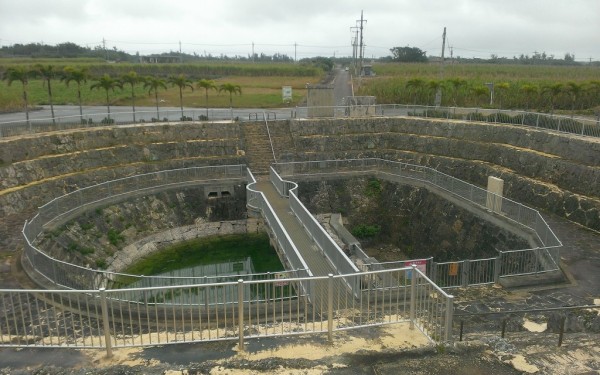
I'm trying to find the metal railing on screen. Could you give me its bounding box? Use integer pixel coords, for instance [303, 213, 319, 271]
[0, 266, 453, 355]
[21, 165, 247, 291]
[269, 167, 360, 295]
[273, 158, 562, 288]
[2, 105, 598, 139]
[246, 168, 314, 298]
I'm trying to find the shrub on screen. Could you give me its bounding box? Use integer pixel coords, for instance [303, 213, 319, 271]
[95, 258, 108, 269]
[107, 228, 124, 246]
[365, 178, 382, 197]
[351, 224, 381, 238]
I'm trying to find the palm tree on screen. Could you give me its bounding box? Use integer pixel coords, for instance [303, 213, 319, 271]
[143, 76, 167, 120]
[446, 78, 467, 107]
[219, 83, 242, 120]
[33, 64, 57, 124]
[541, 83, 563, 113]
[120, 71, 140, 123]
[471, 86, 489, 107]
[3, 66, 32, 128]
[565, 82, 583, 115]
[405, 78, 425, 104]
[519, 84, 538, 110]
[90, 74, 122, 122]
[167, 74, 194, 120]
[495, 82, 510, 109]
[426, 80, 443, 106]
[61, 66, 89, 123]
[197, 79, 217, 120]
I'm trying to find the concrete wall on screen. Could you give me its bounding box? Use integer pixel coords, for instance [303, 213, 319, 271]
[280, 117, 600, 231]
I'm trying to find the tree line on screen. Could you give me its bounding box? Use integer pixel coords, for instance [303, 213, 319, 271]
[2, 65, 243, 124]
[363, 77, 600, 113]
[384, 46, 596, 66]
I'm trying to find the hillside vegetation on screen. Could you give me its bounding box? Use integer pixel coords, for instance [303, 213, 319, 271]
[358, 62, 600, 114]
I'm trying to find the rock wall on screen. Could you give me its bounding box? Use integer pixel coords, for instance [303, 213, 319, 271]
[298, 177, 529, 262]
[35, 186, 249, 269]
[278, 117, 600, 231]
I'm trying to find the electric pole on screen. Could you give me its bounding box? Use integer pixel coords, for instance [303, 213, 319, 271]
[252, 42, 255, 62]
[350, 26, 359, 75]
[294, 42, 297, 62]
[434, 27, 446, 107]
[357, 10, 367, 76]
[179, 40, 183, 63]
[102, 37, 108, 61]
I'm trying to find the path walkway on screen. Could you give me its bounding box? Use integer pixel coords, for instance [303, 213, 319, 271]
[254, 178, 354, 310]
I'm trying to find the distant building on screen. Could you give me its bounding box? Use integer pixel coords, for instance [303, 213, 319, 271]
[360, 65, 375, 76]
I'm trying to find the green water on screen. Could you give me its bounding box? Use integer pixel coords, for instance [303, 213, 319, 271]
[122, 233, 284, 276]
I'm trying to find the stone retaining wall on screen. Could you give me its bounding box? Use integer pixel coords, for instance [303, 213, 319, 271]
[108, 219, 264, 272]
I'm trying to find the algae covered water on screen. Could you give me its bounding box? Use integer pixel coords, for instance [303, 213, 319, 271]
[122, 233, 284, 277]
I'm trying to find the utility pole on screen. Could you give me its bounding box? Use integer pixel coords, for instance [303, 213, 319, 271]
[350, 26, 359, 75]
[434, 27, 446, 107]
[179, 40, 183, 63]
[102, 37, 108, 61]
[294, 42, 297, 62]
[252, 41, 255, 62]
[357, 10, 367, 76]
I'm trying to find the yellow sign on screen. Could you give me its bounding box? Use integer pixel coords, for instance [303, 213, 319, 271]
[448, 263, 459, 276]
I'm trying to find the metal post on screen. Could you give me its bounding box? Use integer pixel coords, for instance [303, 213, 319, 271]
[535, 113, 540, 127]
[409, 265, 417, 329]
[461, 260, 469, 287]
[558, 316, 566, 347]
[327, 274, 334, 342]
[238, 279, 244, 351]
[494, 256, 501, 283]
[557, 118, 562, 132]
[445, 295, 454, 343]
[99, 288, 113, 358]
[459, 320, 464, 341]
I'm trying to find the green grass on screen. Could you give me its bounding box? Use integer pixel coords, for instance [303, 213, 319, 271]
[122, 233, 284, 276]
[358, 62, 600, 112]
[0, 58, 323, 111]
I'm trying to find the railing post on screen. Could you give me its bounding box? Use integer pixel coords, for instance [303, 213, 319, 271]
[238, 279, 245, 351]
[204, 276, 209, 310]
[409, 265, 417, 329]
[99, 288, 113, 358]
[536, 113, 540, 127]
[461, 260, 469, 287]
[445, 295, 454, 344]
[327, 274, 334, 342]
[494, 255, 501, 283]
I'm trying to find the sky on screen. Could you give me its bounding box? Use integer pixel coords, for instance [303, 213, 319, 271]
[1, 0, 599, 62]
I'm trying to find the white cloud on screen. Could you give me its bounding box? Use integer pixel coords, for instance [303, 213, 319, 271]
[1, 0, 598, 60]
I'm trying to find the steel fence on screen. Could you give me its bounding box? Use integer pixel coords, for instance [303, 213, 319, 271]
[21, 165, 247, 291]
[2, 105, 598, 139]
[269, 167, 360, 293]
[246, 169, 314, 299]
[273, 158, 562, 287]
[0, 266, 452, 355]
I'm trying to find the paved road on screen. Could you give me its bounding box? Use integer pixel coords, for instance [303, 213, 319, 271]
[0, 68, 356, 127]
[332, 67, 353, 106]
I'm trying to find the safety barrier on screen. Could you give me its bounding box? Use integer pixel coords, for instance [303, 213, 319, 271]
[273, 158, 562, 288]
[0, 266, 452, 355]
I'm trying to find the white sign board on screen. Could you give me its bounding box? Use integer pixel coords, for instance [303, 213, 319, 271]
[282, 86, 292, 102]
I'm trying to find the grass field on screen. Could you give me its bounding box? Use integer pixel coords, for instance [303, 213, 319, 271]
[357, 62, 600, 112]
[0, 59, 323, 111]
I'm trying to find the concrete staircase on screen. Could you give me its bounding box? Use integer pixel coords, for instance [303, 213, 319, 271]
[241, 122, 277, 175]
